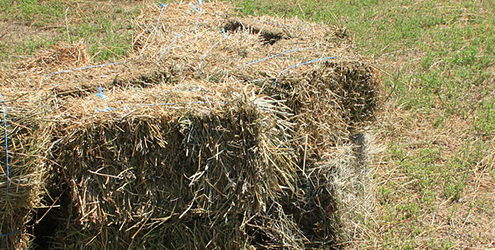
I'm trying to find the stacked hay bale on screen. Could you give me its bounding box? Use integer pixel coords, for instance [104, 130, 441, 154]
[0, 90, 52, 249]
[0, 2, 380, 249]
[47, 81, 305, 249]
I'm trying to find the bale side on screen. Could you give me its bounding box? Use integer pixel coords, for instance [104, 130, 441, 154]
[46, 97, 307, 249]
[0, 93, 51, 249]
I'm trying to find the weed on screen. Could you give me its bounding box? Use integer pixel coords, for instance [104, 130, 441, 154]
[475, 97, 495, 134]
[443, 175, 465, 202]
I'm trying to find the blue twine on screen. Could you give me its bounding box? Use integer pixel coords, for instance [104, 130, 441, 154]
[95, 106, 115, 113]
[0, 92, 10, 198]
[190, 0, 203, 31]
[0, 230, 20, 238]
[43, 62, 123, 77]
[154, 3, 169, 36]
[95, 87, 107, 99]
[157, 34, 182, 62]
[221, 28, 227, 39]
[198, 42, 219, 71]
[274, 56, 334, 87]
[246, 48, 308, 67]
[190, 1, 202, 12]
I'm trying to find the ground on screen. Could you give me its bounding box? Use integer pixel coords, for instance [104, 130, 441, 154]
[1, 0, 494, 249]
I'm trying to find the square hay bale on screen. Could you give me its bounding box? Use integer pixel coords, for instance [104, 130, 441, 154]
[44, 81, 307, 249]
[0, 1, 382, 249]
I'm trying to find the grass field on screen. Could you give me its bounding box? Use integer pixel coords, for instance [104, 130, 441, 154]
[1, 0, 494, 248]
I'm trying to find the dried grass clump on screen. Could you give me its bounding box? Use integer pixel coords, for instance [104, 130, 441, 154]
[0, 1, 382, 249]
[17, 41, 89, 71]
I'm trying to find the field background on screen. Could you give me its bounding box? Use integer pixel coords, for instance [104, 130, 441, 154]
[1, 0, 494, 248]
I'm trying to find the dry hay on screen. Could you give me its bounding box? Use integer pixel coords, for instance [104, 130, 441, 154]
[16, 40, 89, 72]
[46, 82, 301, 249]
[0, 1, 381, 249]
[0, 91, 52, 249]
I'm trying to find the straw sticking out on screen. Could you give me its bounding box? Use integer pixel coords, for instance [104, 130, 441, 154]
[245, 48, 307, 66]
[43, 62, 123, 77]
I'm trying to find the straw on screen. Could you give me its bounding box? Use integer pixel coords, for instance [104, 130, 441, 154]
[198, 41, 219, 72]
[274, 56, 335, 87]
[43, 62, 123, 77]
[245, 48, 308, 66]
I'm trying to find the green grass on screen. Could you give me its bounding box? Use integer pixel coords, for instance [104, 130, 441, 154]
[0, 0, 65, 26]
[66, 2, 140, 61]
[0, 0, 141, 61]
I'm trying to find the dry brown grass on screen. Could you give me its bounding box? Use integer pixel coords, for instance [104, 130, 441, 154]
[365, 101, 495, 248]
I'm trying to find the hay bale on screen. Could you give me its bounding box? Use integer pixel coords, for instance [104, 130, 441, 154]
[0, 91, 52, 249]
[44, 81, 306, 249]
[0, 1, 382, 249]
